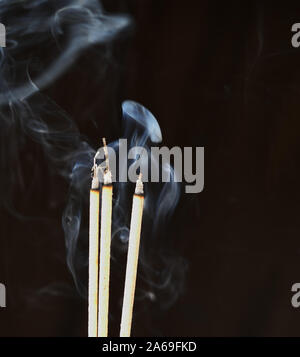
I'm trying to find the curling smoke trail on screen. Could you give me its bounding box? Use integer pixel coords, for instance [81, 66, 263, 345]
[0, 0, 186, 315]
[0, 0, 130, 294]
[95, 101, 186, 309]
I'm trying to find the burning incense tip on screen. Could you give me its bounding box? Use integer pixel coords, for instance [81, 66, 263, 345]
[91, 157, 100, 190]
[103, 170, 112, 186]
[102, 137, 112, 185]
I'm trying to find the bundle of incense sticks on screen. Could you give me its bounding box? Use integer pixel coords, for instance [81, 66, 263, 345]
[88, 139, 144, 337]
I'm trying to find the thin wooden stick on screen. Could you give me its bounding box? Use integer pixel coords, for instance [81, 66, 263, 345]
[120, 174, 144, 337]
[98, 138, 113, 337]
[88, 162, 100, 337]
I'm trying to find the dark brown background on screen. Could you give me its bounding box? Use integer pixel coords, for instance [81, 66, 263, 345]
[1, 0, 300, 336]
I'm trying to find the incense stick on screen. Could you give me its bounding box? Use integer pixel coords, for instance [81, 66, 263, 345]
[88, 162, 100, 337]
[120, 174, 144, 337]
[98, 138, 113, 337]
